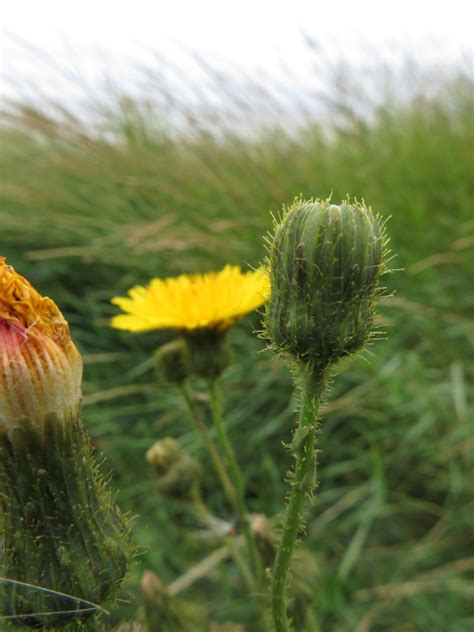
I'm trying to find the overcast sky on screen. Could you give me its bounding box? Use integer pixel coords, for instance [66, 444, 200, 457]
[1, 0, 472, 107]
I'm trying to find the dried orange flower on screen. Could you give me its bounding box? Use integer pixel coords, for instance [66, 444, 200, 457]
[0, 257, 82, 431]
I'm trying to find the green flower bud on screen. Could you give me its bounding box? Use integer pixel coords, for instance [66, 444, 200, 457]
[146, 438, 201, 500]
[265, 198, 387, 372]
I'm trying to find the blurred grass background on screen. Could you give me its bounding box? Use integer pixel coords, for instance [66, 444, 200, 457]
[1, 56, 473, 631]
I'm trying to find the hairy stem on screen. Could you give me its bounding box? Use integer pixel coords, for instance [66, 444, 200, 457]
[272, 373, 325, 632]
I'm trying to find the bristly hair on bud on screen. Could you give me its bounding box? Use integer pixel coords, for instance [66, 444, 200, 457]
[263, 197, 390, 376]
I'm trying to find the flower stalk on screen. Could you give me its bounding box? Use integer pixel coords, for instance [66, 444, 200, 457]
[180, 380, 237, 505]
[156, 338, 269, 627]
[271, 372, 325, 632]
[208, 379, 270, 630]
[178, 380, 269, 628]
[207, 379, 264, 585]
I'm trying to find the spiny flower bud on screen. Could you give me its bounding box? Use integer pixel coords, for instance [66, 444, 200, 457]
[146, 437, 201, 499]
[265, 198, 387, 372]
[0, 259, 132, 628]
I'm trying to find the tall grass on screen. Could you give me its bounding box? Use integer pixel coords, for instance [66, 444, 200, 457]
[1, 59, 473, 630]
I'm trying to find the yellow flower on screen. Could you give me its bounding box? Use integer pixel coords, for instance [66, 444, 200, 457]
[111, 264, 269, 333]
[0, 257, 82, 431]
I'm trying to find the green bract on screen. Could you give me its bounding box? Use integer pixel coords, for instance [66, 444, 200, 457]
[0, 415, 131, 628]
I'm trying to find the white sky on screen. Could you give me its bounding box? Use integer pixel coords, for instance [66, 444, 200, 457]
[0, 0, 473, 107]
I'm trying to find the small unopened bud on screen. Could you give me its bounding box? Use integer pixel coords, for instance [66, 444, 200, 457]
[155, 339, 189, 385]
[265, 199, 387, 373]
[146, 438, 201, 499]
[0, 259, 132, 627]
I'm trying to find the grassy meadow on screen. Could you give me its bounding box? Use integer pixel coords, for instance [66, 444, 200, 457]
[1, 61, 473, 631]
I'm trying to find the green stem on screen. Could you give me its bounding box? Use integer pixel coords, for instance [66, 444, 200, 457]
[187, 380, 269, 630]
[180, 381, 237, 505]
[208, 379, 264, 585]
[272, 373, 325, 632]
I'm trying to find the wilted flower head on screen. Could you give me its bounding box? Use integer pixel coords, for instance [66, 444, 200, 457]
[0, 257, 82, 430]
[111, 264, 269, 333]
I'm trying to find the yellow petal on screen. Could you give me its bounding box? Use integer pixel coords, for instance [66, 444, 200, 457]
[111, 265, 269, 333]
